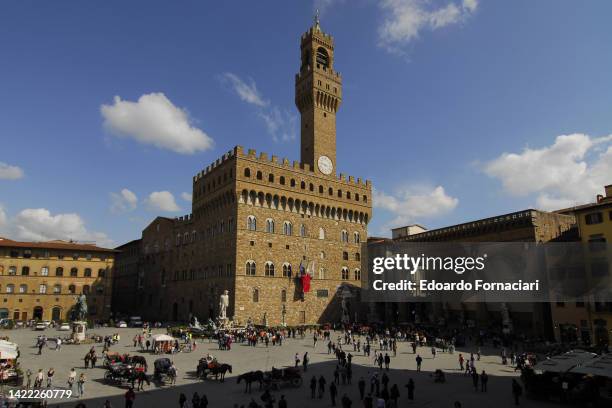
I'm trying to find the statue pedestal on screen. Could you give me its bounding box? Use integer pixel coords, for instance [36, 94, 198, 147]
[72, 321, 87, 342]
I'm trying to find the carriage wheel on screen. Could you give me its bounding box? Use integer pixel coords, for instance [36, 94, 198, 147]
[291, 378, 303, 387]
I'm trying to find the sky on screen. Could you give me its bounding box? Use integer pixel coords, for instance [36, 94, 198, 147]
[1, 0, 611, 247]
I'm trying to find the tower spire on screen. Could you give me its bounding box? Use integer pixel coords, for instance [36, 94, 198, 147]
[314, 9, 320, 30]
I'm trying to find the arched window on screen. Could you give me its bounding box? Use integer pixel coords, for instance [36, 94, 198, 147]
[6, 284, 14, 294]
[281, 289, 287, 303]
[354, 269, 361, 280]
[354, 232, 361, 244]
[265, 262, 275, 277]
[319, 227, 325, 240]
[282, 263, 292, 277]
[55, 267, 64, 276]
[256, 171, 263, 180]
[246, 261, 256, 276]
[343, 251, 348, 260]
[39, 284, 47, 294]
[337, 189, 342, 198]
[316, 47, 330, 68]
[300, 181, 306, 189]
[341, 267, 349, 280]
[268, 174, 274, 183]
[21, 266, 30, 276]
[280, 176, 285, 185]
[84, 268, 92, 277]
[19, 284, 27, 293]
[266, 219, 275, 233]
[247, 215, 257, 231]
[320, 251, 325, 259]
[318, 268, 326, 280]
[99, 268, 106, 278]
[363, 195, 368, 202]
[290, 179, 296, 187]
[183, 232, 189, 243]
[283, 221, 293, 236]
[53, 284, 61, 294]
[253, 288, 259, 303]
[347, 191, 351, 199]
[309, 183, 314, 191]
[82, 285, 90, 295]
[70, 268, 78, 277]
[244, 168, 251, 177]
[68, 285, 76, 294]
[300, 224, 307, 237]
[319, 185, 324, 194]
[355, 253, 361, 261]
[341, 230, 349, 243]
[328, 187, 333, 195]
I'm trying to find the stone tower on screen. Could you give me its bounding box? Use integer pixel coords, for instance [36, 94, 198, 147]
[295, 14, 342, 176]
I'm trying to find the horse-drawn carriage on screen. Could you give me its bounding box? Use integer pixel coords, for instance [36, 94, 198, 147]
[103, 352, 147, 371]
[104, 362, 148, 386]
[263, 367, 302, 390]
[153, 358, 176, 383]
[196, 355, 232, 382]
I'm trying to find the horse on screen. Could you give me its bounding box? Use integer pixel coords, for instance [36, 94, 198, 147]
[237, 370, 264, 393]
[207, 363, 232, 382]
[129, 355, 148, 372]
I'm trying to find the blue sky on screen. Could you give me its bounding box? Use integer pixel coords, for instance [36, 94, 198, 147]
[1, 0, 611, 246]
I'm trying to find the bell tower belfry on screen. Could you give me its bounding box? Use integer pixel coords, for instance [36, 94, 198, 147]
[295, 13, 342, 176]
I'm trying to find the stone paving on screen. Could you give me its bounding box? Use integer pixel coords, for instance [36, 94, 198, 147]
[0, 327, 559, 407]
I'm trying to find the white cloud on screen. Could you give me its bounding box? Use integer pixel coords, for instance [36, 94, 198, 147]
[181, 192, 193, 202]
[221, 73, 297, 142]
[221, 73, 268, 107]
[485, 133, 612, 210]
[258, 107, 297, 142]
[100, 93, 214, 154]
[374, 185, 459, 230]
[379, 0, 478, 52]
[145, 191, 181, 212]
[0, 162, 24, 180]
[110, 188, 138, 214]
[0, 208, 113, 247]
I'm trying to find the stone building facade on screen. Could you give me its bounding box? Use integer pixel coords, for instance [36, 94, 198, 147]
[111, 239, 141, 317]
[130, 20, 372, 326]
[0, 237, 115, 322]
[376, 209, 577, 338]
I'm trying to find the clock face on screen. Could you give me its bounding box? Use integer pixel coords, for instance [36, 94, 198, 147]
[318, 155, 333, 175]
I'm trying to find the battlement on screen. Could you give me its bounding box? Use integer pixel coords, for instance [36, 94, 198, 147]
[193, 148, 237, 182]
[301, 27, 334, 46]
[295, 64, 342, 82]
[173, 214, 193, 224]
[234, 145, 371, 189]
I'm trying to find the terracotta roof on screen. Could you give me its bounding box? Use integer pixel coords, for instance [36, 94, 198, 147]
[0, 237, 116, 253]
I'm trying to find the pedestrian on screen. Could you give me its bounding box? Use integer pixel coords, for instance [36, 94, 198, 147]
[67, 368, 76, 390]
[481, 370, 488, 392]
[278, 395, 287, 408]
[415, 355, 422, 372]
[405, 379, 414, 401]
[192, 392, 200, 408]
[330, 381, 338, 406]
[318, 375, 326, 398]
[458, 354, 464, 371]
[431, 346, 436, 359]
[35, 369, 44, 388]
[201, 394, 209, 408]
[56, 338, 62, 351]
[384, 353, 390, 371]
[77, 373, 86, 397]
[512, 379, 522, 405]
[310, 376, 317, 399]
[46, 367, 55, 387]
[125, 387, 136, 408]
[303, 352, 309, 372]
[179, 393, 187, 408]
[390, 384, 399, 406]
[334, 366, 340, 384]
[25, 369, 32, 388]
[358, 377, 366, 400]
[471, 370, 479, 391]
[170, 362, 178, 385]
[91, 353, 98, 368]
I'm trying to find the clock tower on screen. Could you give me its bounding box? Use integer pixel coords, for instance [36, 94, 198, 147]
[295, 14, 342, 176]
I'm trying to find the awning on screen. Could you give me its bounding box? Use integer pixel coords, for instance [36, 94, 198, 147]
[151, 334, 175, 342]
[570, 354, 612, 379]
[533, 350, 598, 373]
